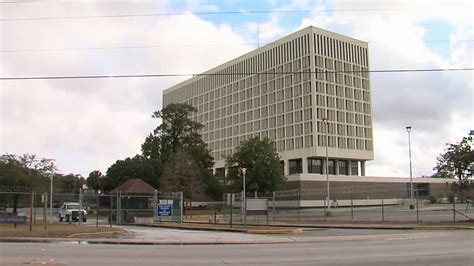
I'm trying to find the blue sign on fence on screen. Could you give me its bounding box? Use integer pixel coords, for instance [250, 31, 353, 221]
[0, 215, 27, 224]
[157, 204, 173, 217]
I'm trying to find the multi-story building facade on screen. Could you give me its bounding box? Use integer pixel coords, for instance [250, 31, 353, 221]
[163, 26, 374, 180]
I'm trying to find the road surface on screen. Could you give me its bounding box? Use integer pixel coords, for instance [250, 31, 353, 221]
[0, 228, 472, 265]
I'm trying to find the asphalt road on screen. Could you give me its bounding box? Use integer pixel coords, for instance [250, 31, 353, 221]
[0, 229, 472, 265]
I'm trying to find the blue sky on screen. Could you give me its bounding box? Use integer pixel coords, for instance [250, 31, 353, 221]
[1, 0, 472, 177]
[419, 19, 456, 58]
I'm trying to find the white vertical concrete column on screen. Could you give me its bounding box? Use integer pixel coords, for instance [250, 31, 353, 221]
[335, 159, 339, 175]
[284, 161, 289, 176]
[322, 158, 327, 174]
[302, 157, 308, 174]
[361, 161, 366, 176]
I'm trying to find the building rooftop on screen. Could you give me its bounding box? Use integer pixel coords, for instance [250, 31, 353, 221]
[111, 178, 156, 194]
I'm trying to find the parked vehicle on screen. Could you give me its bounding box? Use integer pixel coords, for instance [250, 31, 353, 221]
[58, 202, 87, 222]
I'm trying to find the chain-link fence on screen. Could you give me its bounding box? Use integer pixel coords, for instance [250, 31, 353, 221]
[0, 189, 183, 227]
[219, 185, 473, 225]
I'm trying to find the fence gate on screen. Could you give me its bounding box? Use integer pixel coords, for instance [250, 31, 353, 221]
[154, 191, 183, 223]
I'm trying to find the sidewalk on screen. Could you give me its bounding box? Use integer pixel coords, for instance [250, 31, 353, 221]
[0, 221, 472, 245]
[174, 220, 474, 231]
[0, 232, 439, 245]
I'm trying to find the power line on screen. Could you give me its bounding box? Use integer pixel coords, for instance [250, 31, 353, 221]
[1, 40, 472, 53]
[0, 43, 261, 53]
[0, 8, 409, 22]
[1, 68, 472, 81]
[0, 0, 47, 3]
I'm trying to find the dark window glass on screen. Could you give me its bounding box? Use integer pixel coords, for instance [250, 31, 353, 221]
[415, 183, 430, 197]
[351, 161, 359, 175]
[308, 158, 322, 174]
[215, 168, 225, 181]
[289, 159, 303, 174]
[338, 160, 348, 175]
[328, 160, 335, 175]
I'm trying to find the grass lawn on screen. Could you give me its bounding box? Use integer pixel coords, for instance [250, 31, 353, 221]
[0, 223, 123, 238]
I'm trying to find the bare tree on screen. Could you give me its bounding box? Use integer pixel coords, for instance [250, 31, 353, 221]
[160, 149, 203, 201]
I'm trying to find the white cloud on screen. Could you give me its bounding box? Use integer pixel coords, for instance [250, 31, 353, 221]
[296, 0, 473, 177]
[1, 2, 253, 176]
[1, 0, 472, 179]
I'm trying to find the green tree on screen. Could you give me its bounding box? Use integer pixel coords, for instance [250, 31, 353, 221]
[104, 155, 161, 192]
[0, 154, 50, 190]
[142, 103, 204, 162]
[432, 135, 474, 181]
[56, 174, 84, 193]
[0, 154, 51, 214]
[86, 170, 104, 192]
[225, 137, 286, 193]
[141, 103, 219, 198]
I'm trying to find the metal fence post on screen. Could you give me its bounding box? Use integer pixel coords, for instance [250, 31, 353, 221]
[381, 198, 384, 222]
[153, 190, 157, 224]
[453, 193, 456, 222]
[116, 191, 120, 225]
[416, 191, 419, 222]
[79, 188, 82, 226]
[297, 189, 301, 221]
[350, 193, 354, 222]
[240, 191, 243, 223]
[324, 196, 327, 222]
[222, 193, 226, 223]
[230, 194, 233, 228]
[32, 191, 36, 225]
[272, 191, 276, 216]
[96, 193, 99, 228]
[29, 191, 33, 231]
[109, 194, 113, 228]
[44, 192, 48, 230]
[179, 191, 183, 224]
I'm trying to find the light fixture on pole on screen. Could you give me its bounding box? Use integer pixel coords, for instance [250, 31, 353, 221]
[406, 126, 414, 201]
[322, 118, 330, 210]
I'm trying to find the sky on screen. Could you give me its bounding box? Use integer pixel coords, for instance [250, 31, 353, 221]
[0, 0, 473, 178]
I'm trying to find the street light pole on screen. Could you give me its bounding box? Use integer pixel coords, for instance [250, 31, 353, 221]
[239, 167, 247, 226]
[406, 126, 414, 201]
[323, 118, 330, 210]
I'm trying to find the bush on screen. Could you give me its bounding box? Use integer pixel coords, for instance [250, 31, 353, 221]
[429, 196, 438, 204]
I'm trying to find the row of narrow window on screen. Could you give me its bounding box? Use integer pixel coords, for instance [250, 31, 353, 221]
[207, 128, 372, 155]
[314, 34, 369, 67]
[164, 32, 370, 104]
[290, 158, 361, 175]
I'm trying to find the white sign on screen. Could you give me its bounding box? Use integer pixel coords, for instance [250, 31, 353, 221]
[226, 194, 236, 205]
[246, 199, 268, 211]
[159, 200, 174, 205]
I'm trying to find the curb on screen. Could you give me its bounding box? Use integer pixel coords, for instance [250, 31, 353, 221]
[181, 221, 417, 231]
[134, 223, 303, 234]
[182, 221, 474, 231]
[67, 229, 125, 238]
[0, 232, 436, 246]
[133, 221, 474, 232]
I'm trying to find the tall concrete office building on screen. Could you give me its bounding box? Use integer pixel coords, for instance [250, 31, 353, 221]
[163, 26, 374, 180]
